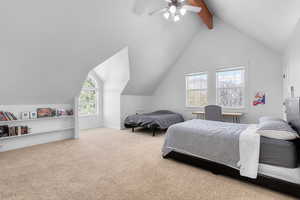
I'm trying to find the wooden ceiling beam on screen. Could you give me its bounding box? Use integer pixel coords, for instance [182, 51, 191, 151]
[188, 0, 213, 29]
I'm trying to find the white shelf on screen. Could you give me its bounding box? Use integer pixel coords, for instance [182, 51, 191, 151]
[0, 115, 74, 125]
[0, 127, 74, 141]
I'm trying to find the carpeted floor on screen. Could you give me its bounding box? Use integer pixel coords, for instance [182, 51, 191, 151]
[0, 128, 297, 200]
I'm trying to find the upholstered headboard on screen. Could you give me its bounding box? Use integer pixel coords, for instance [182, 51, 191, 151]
[285, 98, 300, 134]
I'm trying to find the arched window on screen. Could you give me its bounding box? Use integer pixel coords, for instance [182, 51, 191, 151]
[79, 75, 98, 116]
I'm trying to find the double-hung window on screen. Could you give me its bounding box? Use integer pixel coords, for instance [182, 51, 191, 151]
[79, 76, 98, 116]
[185, 73, 208, 107]
[216, 67, 245, 108]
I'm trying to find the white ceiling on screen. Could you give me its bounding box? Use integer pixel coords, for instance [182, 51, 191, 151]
[1, 0, 299, 105]
[206, 0, 300, 53]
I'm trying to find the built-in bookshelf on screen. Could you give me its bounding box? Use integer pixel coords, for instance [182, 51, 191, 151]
[0, 115, 74, 125]
[0, 127, 74, 141]
[0, 104, 76, 152]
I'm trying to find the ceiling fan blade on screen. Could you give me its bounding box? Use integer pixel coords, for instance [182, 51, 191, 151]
[149, 8, 168, 16]
[182, 5, 201, 13]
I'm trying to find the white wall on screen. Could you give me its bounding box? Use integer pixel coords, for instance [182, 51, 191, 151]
[78, 71, 103, 130]
[283, 19, 300, 99]
[95, 48, 130, 129]
[151, 18, 283, 123]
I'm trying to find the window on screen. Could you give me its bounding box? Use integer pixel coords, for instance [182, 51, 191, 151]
[186, 73, 208, 107]
[79, 76, 98, 116]
[216, 67, 245, 108]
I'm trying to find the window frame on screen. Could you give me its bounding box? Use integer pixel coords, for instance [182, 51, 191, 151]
[215, 66, 246, 109]
[79, 75, 99, 117]
[185, 72, 208, 108]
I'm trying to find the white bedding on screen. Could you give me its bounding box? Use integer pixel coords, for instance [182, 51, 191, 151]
[238, 124, 260, 178]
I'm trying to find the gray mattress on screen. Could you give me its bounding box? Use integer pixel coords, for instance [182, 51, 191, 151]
[260, 137, 299, 168]
[124, 110, 184, 129]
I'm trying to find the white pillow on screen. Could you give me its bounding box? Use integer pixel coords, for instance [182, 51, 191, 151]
[259, 116, 286, 123]
[257, 121, 299, 140]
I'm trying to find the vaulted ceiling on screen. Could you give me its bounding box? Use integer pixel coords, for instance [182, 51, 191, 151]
[0, 0, 201, 104]
[206, 0, 300, 53]
[0, 0, 299, 105]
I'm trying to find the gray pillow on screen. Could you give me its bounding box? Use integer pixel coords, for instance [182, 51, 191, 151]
[257, 121, 299, 140]
[259, 116, 286, 123]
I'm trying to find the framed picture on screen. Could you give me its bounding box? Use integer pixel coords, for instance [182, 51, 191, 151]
[30, 111, 37, 119]
[21, 112, 30, 120]
[253, 92, 266, 106]
[37, 108, 54, 118]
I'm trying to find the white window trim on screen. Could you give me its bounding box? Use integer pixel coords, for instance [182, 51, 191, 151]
[215, 66, 246, 109]
[79, 75, 99, 117]
[185, 72, 208, 108]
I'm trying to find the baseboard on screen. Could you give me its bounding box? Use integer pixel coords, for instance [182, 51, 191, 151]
[0, 129, 74, 152]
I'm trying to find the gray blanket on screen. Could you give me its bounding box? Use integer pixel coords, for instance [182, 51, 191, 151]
[124, 110, 184, 129]
[162, 119, 249, 168]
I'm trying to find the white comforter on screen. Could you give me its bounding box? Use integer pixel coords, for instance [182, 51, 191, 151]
[238, 124, 260, 178]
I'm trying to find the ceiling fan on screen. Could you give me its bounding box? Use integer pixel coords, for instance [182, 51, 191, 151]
[149, 0, 202, 22]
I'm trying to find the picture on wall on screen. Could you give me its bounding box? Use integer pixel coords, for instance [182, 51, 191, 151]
[253, 92, 266, 106]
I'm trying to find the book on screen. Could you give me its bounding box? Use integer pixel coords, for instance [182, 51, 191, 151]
[0, 125, 9, 137]
[0, 112, 7, 121]
[9, 127, 14, 136]
[10, 113, 17, 120]
[17, 126, 21, 136]
[6, 112, 13, 121]
[4, 112, 13, 121]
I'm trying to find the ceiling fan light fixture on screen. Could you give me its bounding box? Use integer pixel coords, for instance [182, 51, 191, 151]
[163, 12, 170, 19]
[174, 15, 180, 22]
[180, 8, 186, 16]
[169, 5, 177, 14]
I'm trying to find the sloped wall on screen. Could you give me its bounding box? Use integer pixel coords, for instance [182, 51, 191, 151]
[0, 0, 201, 105]
[151, 18, 283, 123]
[283, 19, 300, 99]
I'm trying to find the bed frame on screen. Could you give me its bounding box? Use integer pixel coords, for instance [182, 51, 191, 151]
[163, 151, 300, 198]
[128, 124, 167, 136]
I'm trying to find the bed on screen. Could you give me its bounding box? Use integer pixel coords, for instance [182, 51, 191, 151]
[162, 98, 300, 197]
[124, 110, 184, 136]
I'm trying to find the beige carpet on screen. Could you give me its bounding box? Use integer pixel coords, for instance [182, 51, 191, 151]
[0, 128, 296, 200]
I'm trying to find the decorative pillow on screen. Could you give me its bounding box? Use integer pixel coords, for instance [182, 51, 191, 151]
[259, 116, 286, 123]
[257, 121, 299, 140]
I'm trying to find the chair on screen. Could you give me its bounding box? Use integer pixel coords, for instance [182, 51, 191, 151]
[205, 105, 222, 121]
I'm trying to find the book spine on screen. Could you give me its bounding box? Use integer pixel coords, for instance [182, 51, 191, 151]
[18, 126, 21, 136]
[3, 112, 8, 120]
[4, 112, 11, 121]
[0, 112, 6, 121]
[6, 112, 13, 121]
[11, 113, 17, 120]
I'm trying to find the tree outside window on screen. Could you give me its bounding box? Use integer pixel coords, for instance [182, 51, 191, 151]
[216, 68, 245, 108]
[79, 76, 98, 116]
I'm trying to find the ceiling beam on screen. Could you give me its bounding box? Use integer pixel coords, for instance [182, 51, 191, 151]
[188, 0, 213, 29]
